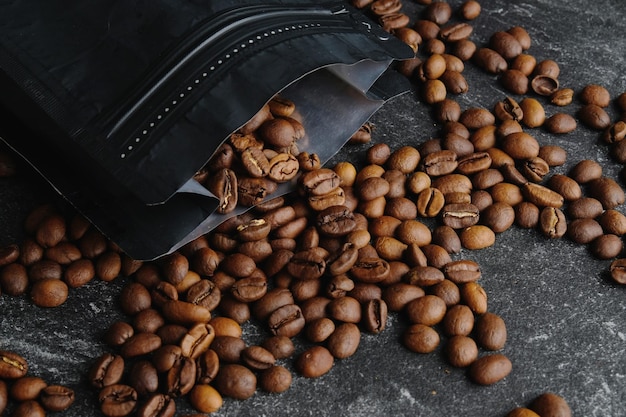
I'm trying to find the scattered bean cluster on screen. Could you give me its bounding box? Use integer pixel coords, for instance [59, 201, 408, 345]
[1, 0, 626, 415]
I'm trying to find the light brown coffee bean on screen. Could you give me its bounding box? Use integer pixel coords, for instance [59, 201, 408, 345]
[403, 324, 440, 353]
[442, 304, 474, 336]
[544, 113, 577, 134]
[569, 159, 602, 183]
[445, 335, 478, 367]
[538, 145, 567, 167]
[500, 69, 528, 95]
[213, 364, 256, 400]
[531, 75, 559, 96]
[599, 209, 626, 236]
[590, 234, 623, 260]
[258, 365, 292, 394]
[501, 132, 540, 160]
[327, 322, 361, 359]
[473, 48, 508, 74]
[460, 281, 488, 314]
[588, 177, 625, 209]
[405, 295, 447, 326]
[460, 226, 495, 250]
[578, 104, 611, 130]
[469, 353, 512, 385]
[510, 54, 536, 76]
[551, 88, 574, 106]
[539, 207, 567, 239]
[520, 98, 545, 128]
[474, 312, 507, 350]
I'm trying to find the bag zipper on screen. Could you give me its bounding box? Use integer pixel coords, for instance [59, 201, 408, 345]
[96, 3, 377, 159]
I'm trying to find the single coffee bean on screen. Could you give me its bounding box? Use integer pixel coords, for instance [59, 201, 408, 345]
[403, 323, 440, 353]
[40, 384, 75, 412]
[432, 225, 462, 254]
[442, 304, 474, 336]
[374, 236, 407, 262]
[460, 282, 488, 314]
[551, 88, 574, 106]
[569, 159, 602, 183]
[580, 84, 611, 107]
[316, 205, 356, 237]
[440, 70, 469, 95]
[578, 104, 611, 130]
[12, 400, 46, 417]
[180, 323, 215, 359]
[362, 298, 388, 334]
[469, 353, 512, 385]
[507, 408, 541, 417]
[481, 202, 515, 233]
[35, 213, 66, 248]
[460, 226, 495, 250]
[598, 209, 626, 236]
[0, 262, 29, 296]
[136, 393, 176, 417]
[350, 257, 391, 284]
[538, 145, 567, 167]
[520, 97, 546, 128]
[588, 177, 625, 209]
[441, 203, 480, 229]
[379, 12, 410, 32]
[120, 332, 162, 358]
[104, 321, 134, 347]
[237, 176, 278, 207]
[9, 376, 47, 401]
[295, 345, 334, 378]
[306, 317, 336, 343]
[258, 365, 292, 393]
[440, 22, 473, 42]
[500, 69, 528, 95]
[547, 174, 581, 201]
[189, 384, 223, 414]
[382, 282, 425, 312]
[165, 355, 196, 397]
[119, 282, 152, 315]
[590, 234, 623, 260]
[327, 296, 362, 323]
[609, 258, 626, 284]
[450, 38, 476, 61]
[327, 322, 361, 359]
[522, 183, 564, 208]
[529, 392, 572, 417]
[403, 265, 445, 287]
[287, 249, 326, 280]
[510, 53, 536, 76]
[491, 183, 524, 206]
[474, 312, 507, 351]
[261, 335, 295, 360]
[89, 353, 125, 389]
[241, 345, 276, 370]
[567, 197, 604, 219]
[431, 279, 461, 306]
[539, 207, 567, 239]
[64, 258, 96, 288]
[544, 113, 577, 134]
[28, 259, 63, 282]
[514, 201, 540, 229]
[501, 132, 540, 160]
[443, 260, 481, 284]
[473, 48, 508, 74]
[267, 304, 305, 337]
[30, 278, 68, 307]
[567, 218, 604, 244]
[445, 335, 478, 367]
[459, 107, 496, 130]
[99, 384, 138, 417]
[405, 295, 447, 326]
[490, 31, 522, 60]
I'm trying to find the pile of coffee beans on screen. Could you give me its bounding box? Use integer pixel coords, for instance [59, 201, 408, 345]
[0, 349, 75, 416]
[194, 95, 306, 214]
[2, 0, 626, 415]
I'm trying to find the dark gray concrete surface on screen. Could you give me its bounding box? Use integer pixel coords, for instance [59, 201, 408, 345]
[1, 0, 626, 416]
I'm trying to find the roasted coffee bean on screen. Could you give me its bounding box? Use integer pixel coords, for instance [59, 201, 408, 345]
[161, 300, 211, 326]
[473, 48, 508, 74]
[471, 190, 493, 212]
[9, 376, 47, 401]
[474, 312, 507, 351]
[442, 304, 474, 336]
[490, 31, 523, 60]
[569, 159, 602, 184]
[260, 336, 294, 361]
[514, 201, 540, 228]
[546, 174, 581, 201]
[379, 12, 410, 32]
[599, 209, 626, 235]
[539, 207, 567, 239]
[413, 19, 440, 41]
[237, 177, 278, 207]
[29, 259, 62, 282]
[506, 408, 541, 417]
[268, 304, 305, 337]
[500, 69, 528, 95]
[382, 283, 425, 312]
[89, 353, 125, 389]
[588, 177, 625, 209]
[450, 39, 477, 61]
[0, 350, 28, 379]
[403, 265, 445, 287]
[166, 355, 196, 397]
[445, 335, 478, 368]
[472, 169, 503, 190]
[580, 84, 611, 107]
[393, 27, 421, 53]
[189, 385, 223, 414]
[179, 323, 215, 359]
[441, 203, 480, 229]
[440, 22, 473, 42]
[212, 364, 257, 401]
[296, 345, 334, 378]
[12, 400, 46, 417]
[119, 282, 151, 315]
[590, 234, 623, 260]
[460, 226, 495, 250]
[481, 202, 515, 233]
[300, 168, 341, 196]
[510, 53, 536, 76]
[519, 98, 546, 128]
[469, 353, 512, 385]
[297, 152, 322, 171]
[205, 168, 238, 214]
[305, 317, 336, 343]
[241, 345, 276, 370]
[432, 225, 462, 253]
[186, 279, 221, 311]
[494, 97, 523, 122]
[544, 113, 577, 134]
[551, 88, 575, 106]
[120, 332, 162, 358]
[350, 257, 391, 283]
[610, 258, 626, 284]
[405, 295, 447, 326]
[605, 121, 626, 145]
[30, 278, 68, 307]
[327, 296, 362, 323]
[529, 392, 572, 417]
[209, 317, 243, 338]
[440, 70, 469, 95]
[567, 197, 604, 219]
[231, 275, 268, 303]
[416, 187, 445, 217]
[127, 360, 159, 397]
[218, 294, 251, 324]
[104, 321, 134, 347]
[435, 99, 462, 123]
[460, 282, 488, 314]
[0, 262, 28, 296]
[259, 365, 292, 394]
[286, 249, 326, 280]
[422, 79, 447, 104]
[431, 279, 461, 306]
[403, 323, 440, 353]
[99, 384, 138, 417]
[268, 153, 299, 182]
[136, 393, 176, 417]
[491, 183, 524, 206]
[578, 104, 611, 130]
[522, 183, 564, 208]
[459, 108, 496, 130]
[538, 145, 567, 167]
[568, 218, 604, 244]
[327, 322, 361, 359]
[442, 260, 481, 284]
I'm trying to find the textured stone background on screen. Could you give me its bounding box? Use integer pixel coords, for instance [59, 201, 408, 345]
[1, 0, 626, 416]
